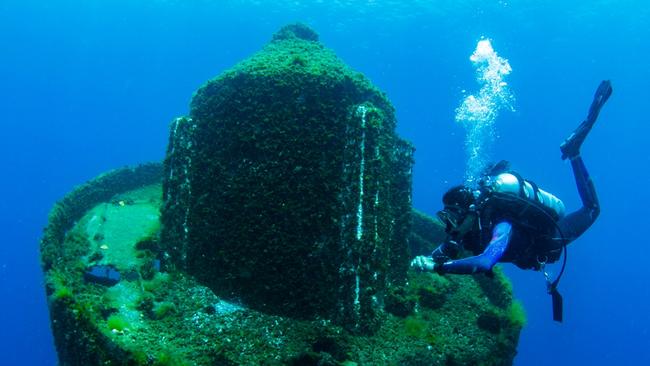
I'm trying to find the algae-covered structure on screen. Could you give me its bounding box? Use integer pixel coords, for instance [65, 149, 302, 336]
[162, 23, 413, 333]
[41, 24, 523, 365]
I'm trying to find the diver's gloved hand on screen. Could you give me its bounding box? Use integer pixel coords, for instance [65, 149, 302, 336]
[410, 256, 437, 272]
[431, 240, 460, 263]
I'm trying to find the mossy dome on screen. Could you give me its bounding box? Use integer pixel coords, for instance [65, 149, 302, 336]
[162, 22, 412, 332]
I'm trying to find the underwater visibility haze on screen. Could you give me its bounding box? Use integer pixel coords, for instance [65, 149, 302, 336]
[1, 0, 649, 365]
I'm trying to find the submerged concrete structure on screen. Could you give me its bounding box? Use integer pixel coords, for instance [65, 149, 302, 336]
[161, 23, 413, 332]
[40, 24, 523, 365]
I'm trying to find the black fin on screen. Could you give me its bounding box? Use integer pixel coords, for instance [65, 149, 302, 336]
[484, 160, 511, 176]
[550, 287, 563, 322]
[587, 80, 613, 123]
[560, 80, 613, 160]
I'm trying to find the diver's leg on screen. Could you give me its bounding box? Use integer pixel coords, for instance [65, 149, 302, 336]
[438, 222, 512, 274]
[556, 155, 600, 243]
[571, 156, 600, 215]
[556, 81, 610, 242]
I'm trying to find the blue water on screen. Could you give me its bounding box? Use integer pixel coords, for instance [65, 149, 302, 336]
[1, 1, 648, 365]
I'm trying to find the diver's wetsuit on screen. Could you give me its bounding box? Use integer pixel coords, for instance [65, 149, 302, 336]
[436, 221, 512, 274]
[433, 79, 612, 275]
[557, 155, 600, 241]
[436, 154, 600, 274]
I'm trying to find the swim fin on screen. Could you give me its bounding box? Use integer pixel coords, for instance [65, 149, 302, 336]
[560, 80, 613, 160]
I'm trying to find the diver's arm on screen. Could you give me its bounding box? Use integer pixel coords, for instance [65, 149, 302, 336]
[437, 221, 512, 274]
[431, 239, 461, 262]
[411, 239, 462, 272]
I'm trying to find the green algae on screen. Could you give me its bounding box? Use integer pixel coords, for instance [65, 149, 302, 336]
[142, 272, 170, 293]
[507, 300, 527, 328]
[152, 301, 176, 319]
[51, 284, 74, 301]
[106, 314, 130, 332]
[404, 315, 439, 345]
[84, 184, 161, 271]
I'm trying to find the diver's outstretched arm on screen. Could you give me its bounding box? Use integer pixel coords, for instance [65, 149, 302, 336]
[436, 221, 512, 274]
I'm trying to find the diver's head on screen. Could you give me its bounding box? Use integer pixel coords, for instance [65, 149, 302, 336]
[442, 185, 474, 210]
[438, 185, 476, 236]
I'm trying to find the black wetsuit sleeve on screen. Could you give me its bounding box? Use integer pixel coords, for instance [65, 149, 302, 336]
[431, 240, 461, 262]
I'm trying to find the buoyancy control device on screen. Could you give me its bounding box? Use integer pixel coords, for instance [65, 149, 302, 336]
[478, 169, 568, 322]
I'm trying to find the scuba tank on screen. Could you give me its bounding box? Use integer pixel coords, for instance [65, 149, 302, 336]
[489, 173, 566, 220]
[473, 169, 566, 269]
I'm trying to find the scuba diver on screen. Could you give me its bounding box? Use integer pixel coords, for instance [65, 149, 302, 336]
[411, 80, 613, 322]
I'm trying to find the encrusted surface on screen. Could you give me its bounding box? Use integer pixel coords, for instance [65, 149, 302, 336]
[42, 168, 521, 365]
[161, 23, 413, 331]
